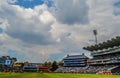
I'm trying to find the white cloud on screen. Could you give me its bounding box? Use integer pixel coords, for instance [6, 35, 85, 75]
[53, 0, 89, 25]
[0, 1, 58, 62]
[39, 11, 55, 24]
[7, 0, 18, 4]
[0, 0, 120, 62]
[87, 0, 120, 42]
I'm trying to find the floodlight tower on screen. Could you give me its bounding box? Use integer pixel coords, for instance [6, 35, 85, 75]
[93, 30, 98, 44]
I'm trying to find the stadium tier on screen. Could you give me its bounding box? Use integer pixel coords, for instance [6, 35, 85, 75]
[62, 54, 88, 67]
[83, 36, 120, 74]
[56, 36, 120, 74]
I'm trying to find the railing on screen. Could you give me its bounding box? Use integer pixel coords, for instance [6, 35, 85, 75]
[90, 58, 111, 62]
[89, 60, 120, 65]
[91, 48, 120, 56]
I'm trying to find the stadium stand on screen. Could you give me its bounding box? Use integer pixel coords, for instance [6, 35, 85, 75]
[56, 36, 120, 75]
[55, 54, 88, 73]
[62, 54, 88, 67]
[83, 36, 120, 75]
[55, 67, 86, 73]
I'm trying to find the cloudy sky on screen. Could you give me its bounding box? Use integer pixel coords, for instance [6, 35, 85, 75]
[0, 0, 120, 63]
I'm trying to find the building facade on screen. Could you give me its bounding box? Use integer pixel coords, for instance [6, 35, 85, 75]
[0, 56, 17, 71]
[83, 36, 120, 65]
[83, 36, 120, 74]
[89, 46, 120, 65]
[63, 54, 88, 67]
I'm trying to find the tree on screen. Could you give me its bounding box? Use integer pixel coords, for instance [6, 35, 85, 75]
[44, 61, 52, 67]
[51, 61, 58, 71]
[58, 61, 63, 67]
[11, 57, 17, 63]
[44, 61, 48, 66]
[47, 61, 52, 67]
[19, 62, 24, 68]
[24, 61, 29, 66]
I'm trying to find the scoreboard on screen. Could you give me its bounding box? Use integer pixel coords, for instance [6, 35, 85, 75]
[5, 60, 11, 66]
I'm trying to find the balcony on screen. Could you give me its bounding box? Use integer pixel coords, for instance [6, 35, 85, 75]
[89, 59, 120, 65]
[91, 48, 120, 56]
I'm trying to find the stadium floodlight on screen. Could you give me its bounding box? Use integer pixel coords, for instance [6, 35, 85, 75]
[93, 30, 98, 44]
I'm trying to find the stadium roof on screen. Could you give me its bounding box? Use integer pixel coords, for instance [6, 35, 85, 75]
[63, 54, 88, 59]
[83, 36, 120, 51]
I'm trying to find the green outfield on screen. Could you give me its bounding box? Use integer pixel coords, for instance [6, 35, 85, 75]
[0, 73, 120, 78]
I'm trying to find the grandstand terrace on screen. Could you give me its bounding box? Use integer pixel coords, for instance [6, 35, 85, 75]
[63, 54, 88, 67]
[55, 54, 88, 73]
[83, 36, 120, 74]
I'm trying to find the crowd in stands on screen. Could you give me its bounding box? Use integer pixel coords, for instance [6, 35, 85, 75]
[86, 65, 117, 73]
[55, 67, 87, 73]
[55, 65, 120, 74]
[90, 53, 120, 64]
[93, 54, 120, 61]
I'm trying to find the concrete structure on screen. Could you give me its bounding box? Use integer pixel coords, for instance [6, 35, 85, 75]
[63, 54, 88, 67]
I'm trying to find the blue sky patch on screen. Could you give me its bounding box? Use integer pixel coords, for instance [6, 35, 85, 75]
[11, 0, 54, 8]
[14, 0, 44, 8]
[114, 1, 120, 8]
[113, 1, 120, 16]
[0, 28, 3, 33]
[50, 53, 66, 61]
[44, 0, 54, 7]
[7, 49, 26, 61]
[7, 49, 19, 57]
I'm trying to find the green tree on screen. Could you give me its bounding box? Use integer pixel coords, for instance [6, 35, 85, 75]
[11, 57, 17, 63]
[44, 61, 48, 66]
[47, 61, 52, 67]
[51, 61, 58, 71]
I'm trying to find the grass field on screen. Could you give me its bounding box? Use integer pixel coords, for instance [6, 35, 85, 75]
[0, 73, 120, 78]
